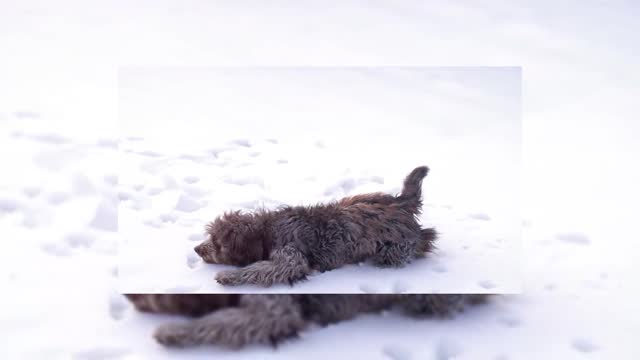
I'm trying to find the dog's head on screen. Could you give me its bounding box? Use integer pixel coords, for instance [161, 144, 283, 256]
[194, 211, 268, 266]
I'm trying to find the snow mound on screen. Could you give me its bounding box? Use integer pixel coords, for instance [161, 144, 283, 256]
[435, 338, 462, 360]
[469, 213, 491, 221]
[183, 175, 200, 184]
[175, 194, 202, 212]
[103, 174, 118, 186]
[72, 174, 96, 196]
[186, 251, 201, 269]
[14, 110, 40, 119]
[478, 280, 497, 290]
[392, 281, 410, 293]
[96, 138, 119, 148]
[571, 338, 599, 353]
[90, 201, 118, 231]
[382, 345, 412, 360]
[23, 186, 42, 198]
[65, 232, 96, 248]
[231, 138, 251, 147]
[359, 284, 379, 293]
[30, 132, 71, 145]
[47, 192, 70, 205]
[187, 233, 206, 241]
[40, 241, 73, 257]
[556, 232, 590, 245]
[222, 174, 265, 187]
[0, 197, 21, 212]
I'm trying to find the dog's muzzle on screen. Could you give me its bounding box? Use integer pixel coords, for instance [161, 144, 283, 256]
[194, 243, 218, 263]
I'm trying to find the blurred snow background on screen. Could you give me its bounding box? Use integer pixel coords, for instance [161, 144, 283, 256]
[117, 68, 521, 293]
[1, 0, 639, 359]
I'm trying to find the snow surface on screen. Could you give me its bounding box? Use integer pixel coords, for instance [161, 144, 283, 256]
[1, 0, 639, 359]
[117, 68, 521, 293]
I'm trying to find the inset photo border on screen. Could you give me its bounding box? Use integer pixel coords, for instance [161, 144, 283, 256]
[117, 67, 522, 293]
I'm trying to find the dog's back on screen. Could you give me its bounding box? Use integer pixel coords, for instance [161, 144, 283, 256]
[338, 166, 429, 213]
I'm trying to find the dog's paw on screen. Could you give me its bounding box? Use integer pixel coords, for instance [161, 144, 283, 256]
[215, 270, 242, 286]
[154, 323, 192, 347]
[268, 329, 300, 348]
[287, 273, 308, 286]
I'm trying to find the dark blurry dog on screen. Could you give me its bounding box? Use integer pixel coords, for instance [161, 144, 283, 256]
[126, 294, 489, 348]
[194, 166, 437, 286]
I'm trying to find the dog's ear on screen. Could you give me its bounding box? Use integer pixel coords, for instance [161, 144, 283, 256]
[226, 213, 265, 264]
[228, 221, 252, 253]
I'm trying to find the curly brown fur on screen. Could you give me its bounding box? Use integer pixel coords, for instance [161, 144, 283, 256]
[126, 294, 490, 349]
[194, 166, 437, 287]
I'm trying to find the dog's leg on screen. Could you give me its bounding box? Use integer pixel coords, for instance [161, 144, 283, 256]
[215, 245, 311, 286]
[398, 294, 488, 317]
[154, 295, 306, 348]
[414, 227, 437, 257]
[125, 294, 240, 317]
[300, 294, 399, 326]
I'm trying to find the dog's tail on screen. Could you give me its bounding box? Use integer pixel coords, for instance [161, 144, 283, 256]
[415, 227, 437, 257]
[398, 166, 429, 212]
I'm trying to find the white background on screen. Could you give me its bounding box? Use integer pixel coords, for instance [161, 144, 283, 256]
[1, 0, 638, 359]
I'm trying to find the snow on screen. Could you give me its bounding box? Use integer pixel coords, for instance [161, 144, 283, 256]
[570, 338, 599, 353]
[1, 0, 639, 359]
[0, 197, 21, 213]
[90, 201, 118, 232]
[65, 231, 97, 248]
[555, 232, 590, 245]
